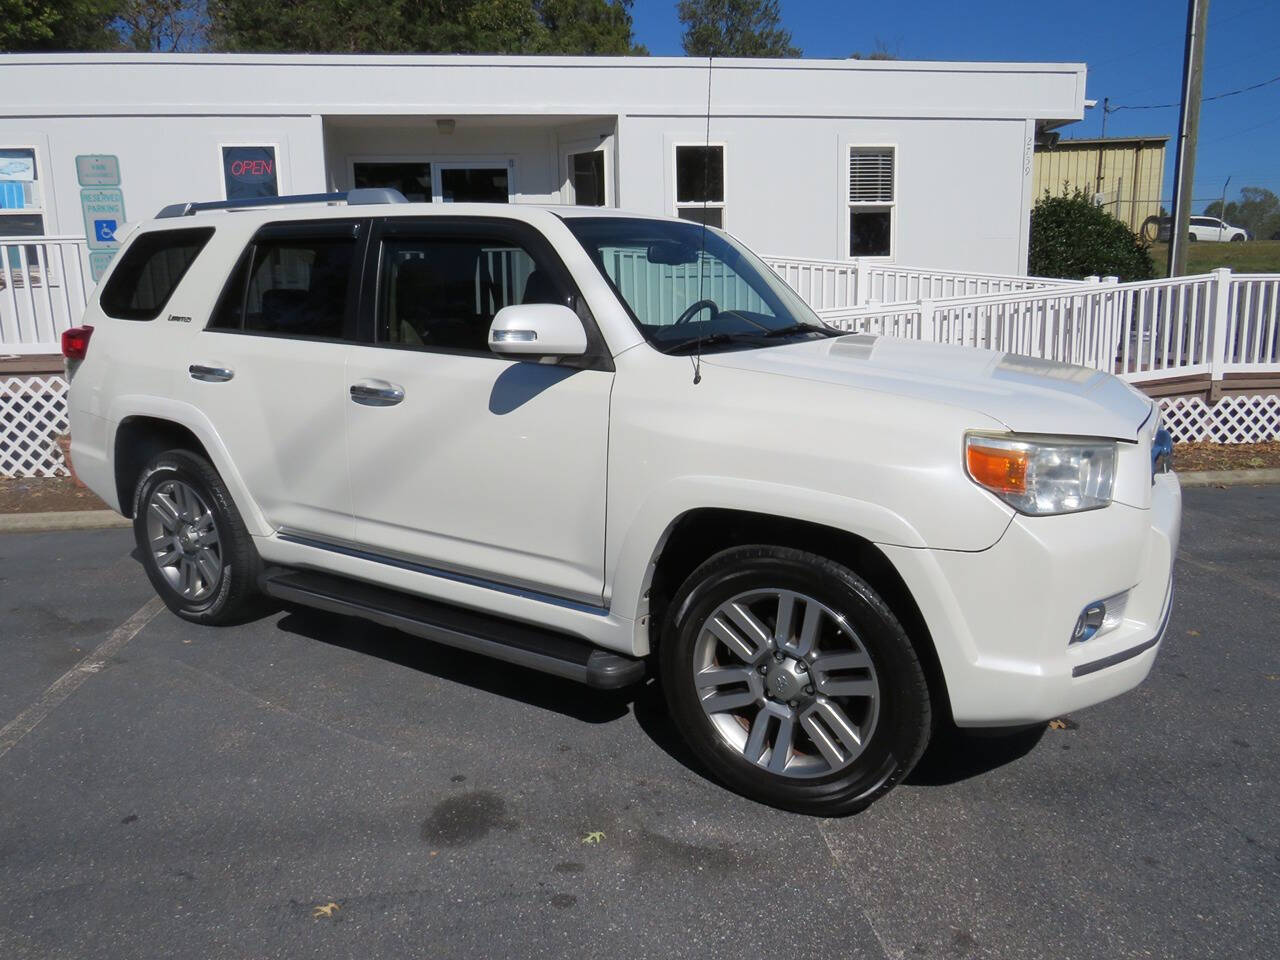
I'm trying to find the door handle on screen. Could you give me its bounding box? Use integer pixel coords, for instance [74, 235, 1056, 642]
[350, 380, 405, 407]
[189, 364, 234, 382]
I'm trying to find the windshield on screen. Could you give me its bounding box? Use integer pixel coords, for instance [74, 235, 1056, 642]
[563, 216, 834, 354]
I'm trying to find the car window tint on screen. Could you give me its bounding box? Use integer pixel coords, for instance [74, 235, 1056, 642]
[99, 228, 214, 321]
[227, 237, 355, 339]
[378, 237, 565, 353]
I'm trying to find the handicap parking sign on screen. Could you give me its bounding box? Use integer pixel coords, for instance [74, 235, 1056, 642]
[80, 188, 126, 250]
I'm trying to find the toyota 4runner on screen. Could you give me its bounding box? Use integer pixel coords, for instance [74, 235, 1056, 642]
[64, 189, 1181, 815]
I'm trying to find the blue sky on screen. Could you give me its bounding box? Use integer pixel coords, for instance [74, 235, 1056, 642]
[630, 0, 1280, 213]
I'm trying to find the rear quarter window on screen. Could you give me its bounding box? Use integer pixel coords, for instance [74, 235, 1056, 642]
[99, 227, 215, 320]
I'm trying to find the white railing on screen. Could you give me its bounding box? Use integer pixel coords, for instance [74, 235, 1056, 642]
[762, 256, 859, 311]
[856, 263, 1087, 305]
[0, 236, 91, 355]
[762, 255, 1086, 310]
[819, 268, 1280, 387]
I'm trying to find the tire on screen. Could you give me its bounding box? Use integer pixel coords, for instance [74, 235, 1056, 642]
[1230, 234, 1245, 242]
[132, 448, 262, 625]
[660, 545, 931, 815]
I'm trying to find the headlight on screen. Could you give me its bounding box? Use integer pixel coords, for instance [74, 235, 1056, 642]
[965, 433, 1116, 515]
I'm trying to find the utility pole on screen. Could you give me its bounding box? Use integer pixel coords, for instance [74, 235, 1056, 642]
[1219, 174, 1231, 239]
[1095, 97, 1109, 197]
[1168, 0, 1209, 278]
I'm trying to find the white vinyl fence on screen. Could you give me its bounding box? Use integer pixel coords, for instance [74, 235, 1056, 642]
[0, 237, 91, 355]
[818, 268, 1280, 386]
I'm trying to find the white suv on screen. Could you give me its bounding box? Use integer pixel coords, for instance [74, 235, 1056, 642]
[65, 190, 1181, 815]
[1188, 216, 1249, 242]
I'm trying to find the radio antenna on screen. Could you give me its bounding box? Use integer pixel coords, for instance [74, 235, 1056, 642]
[692, 55, 713, 385]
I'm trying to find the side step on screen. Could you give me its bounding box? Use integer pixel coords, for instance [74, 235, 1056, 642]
[258, 568, 646, 690]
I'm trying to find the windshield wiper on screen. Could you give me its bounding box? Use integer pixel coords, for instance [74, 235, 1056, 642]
[758, 323, 830, 338]
[658, 332, 747, 355]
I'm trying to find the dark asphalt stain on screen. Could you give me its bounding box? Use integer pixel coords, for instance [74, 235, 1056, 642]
[1143, 856, 1161, 867]
[1232, 739, 1250, 748]
[25, 605, 111, 638]
[450, 774, 466, 783]
[629, 828, 746, 874]
[120, 814, 138, 824]
[553, 861, 585, 874]
[419, 791, 516, 846]
[550, 893, 577, 909]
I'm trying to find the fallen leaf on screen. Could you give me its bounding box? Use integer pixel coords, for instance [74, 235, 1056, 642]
[1187, 629, 1200, 637]
[581, 831, 606, 845]
[1265, 674, 1280, 682]
[312, 902, 340, 919]
[1048, 717, 1078, 730]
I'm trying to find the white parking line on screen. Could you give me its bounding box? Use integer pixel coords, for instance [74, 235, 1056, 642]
[0, 597, 165, 760]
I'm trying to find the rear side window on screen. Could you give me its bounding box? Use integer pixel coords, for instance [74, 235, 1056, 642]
[210, 225, 358, 341]
[99, 227, 214, 320]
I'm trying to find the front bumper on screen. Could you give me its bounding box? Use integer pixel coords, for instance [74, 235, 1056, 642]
[884, 472, 1181, 726]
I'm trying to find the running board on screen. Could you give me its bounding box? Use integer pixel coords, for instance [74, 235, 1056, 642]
[258, 568, 645, 690]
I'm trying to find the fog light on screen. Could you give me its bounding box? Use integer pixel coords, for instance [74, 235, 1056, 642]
[1070, 591, 1129, 645]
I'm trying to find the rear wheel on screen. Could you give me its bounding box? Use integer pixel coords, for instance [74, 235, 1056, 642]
[133, 449, 261, 625]
[660, 545, 931, 815]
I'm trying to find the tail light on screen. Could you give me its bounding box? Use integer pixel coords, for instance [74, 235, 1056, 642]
[61, 325, 93, 360]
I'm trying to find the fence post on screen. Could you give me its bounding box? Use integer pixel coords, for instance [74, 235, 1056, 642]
[852, 261, 864, 307]
[918, 298, 937, 342]
[1208, 267, 1232, 400]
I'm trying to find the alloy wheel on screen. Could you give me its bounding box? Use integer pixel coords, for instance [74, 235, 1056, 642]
[692, 588, 881, 778]
[145, 479, 222, 602]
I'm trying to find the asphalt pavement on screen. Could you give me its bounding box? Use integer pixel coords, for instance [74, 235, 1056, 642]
[0, 485, 1276, 959]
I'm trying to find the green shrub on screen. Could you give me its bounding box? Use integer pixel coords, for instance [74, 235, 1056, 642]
[1028, 188, 1155, 281]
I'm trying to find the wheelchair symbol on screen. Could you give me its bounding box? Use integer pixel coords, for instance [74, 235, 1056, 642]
[94, 219, 117, 243]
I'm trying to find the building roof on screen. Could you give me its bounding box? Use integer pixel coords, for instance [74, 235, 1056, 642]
[1, 53, 1087, 124]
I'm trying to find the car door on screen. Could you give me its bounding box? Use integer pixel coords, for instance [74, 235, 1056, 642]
[181, 218, 366, 541]
[343, 216, 613, 606]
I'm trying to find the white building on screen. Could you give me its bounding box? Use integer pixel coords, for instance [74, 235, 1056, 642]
[1, 52, 1085, 286]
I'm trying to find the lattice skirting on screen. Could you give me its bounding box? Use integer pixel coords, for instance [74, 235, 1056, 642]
[1, 376, 70, 478]
[1159, 394, 1280, 444]
[0, 378, 1277, 479]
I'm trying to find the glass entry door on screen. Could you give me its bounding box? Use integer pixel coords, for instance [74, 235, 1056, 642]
[437, 165, 510, 203]
[351, 160, 511, 204]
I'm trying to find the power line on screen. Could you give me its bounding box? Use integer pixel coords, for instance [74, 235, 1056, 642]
[1107, 71, 1280, 111]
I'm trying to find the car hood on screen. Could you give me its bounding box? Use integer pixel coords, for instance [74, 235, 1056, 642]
[704, 334, 1153, 440]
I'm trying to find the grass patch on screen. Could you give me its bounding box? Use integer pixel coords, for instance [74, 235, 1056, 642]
[1147, 240, 1280, 276]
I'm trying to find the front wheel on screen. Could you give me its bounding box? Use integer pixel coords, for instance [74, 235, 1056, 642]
[660, 546, 932, 815]
[133, 449, 262, 625]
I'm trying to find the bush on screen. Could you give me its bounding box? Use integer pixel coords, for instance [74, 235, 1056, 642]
[1028, 188, 1155, 282]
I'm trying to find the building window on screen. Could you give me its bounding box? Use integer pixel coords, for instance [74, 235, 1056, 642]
[674, 144, 724, 227]
[222, 145, 279, 201]
[568, 150, 606, 206]
[848, 147, 894, 258]
[0, 147, 45, 269]
[353, 161, 432, 202]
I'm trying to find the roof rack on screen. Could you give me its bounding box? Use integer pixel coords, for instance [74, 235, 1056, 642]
[155, 188, 408, 219]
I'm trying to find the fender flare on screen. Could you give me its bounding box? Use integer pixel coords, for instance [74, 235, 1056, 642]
[106, 394, 273, 537]
[607, 475, 928, 649]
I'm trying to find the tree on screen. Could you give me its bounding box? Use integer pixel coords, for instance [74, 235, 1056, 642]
[0, 0, 121, 50]
[1203, 186, 1279, 240]
[850, 39, 897, 60]
[1028, 188, 1154, 282]
[678, 0, 799, 58]
[114, 0, 209, 51]
[209, 0, 642, 54]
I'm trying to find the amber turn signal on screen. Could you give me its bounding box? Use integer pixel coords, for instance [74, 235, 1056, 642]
[966, 440, 1028, 494]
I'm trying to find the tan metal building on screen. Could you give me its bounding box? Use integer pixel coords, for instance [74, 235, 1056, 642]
[1033, 135, 1168, 234]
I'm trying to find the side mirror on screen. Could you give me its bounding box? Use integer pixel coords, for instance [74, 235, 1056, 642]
[489, 304, 588, 358]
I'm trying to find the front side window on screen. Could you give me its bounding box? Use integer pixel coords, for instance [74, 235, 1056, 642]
[99, 228, 214, 320]
[213, 231, 357, 339]
[378, 236, 567, 354]
[565, 216, 832, 355]
[848, 147, 894, 258]
[674, 145, 724, 227]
